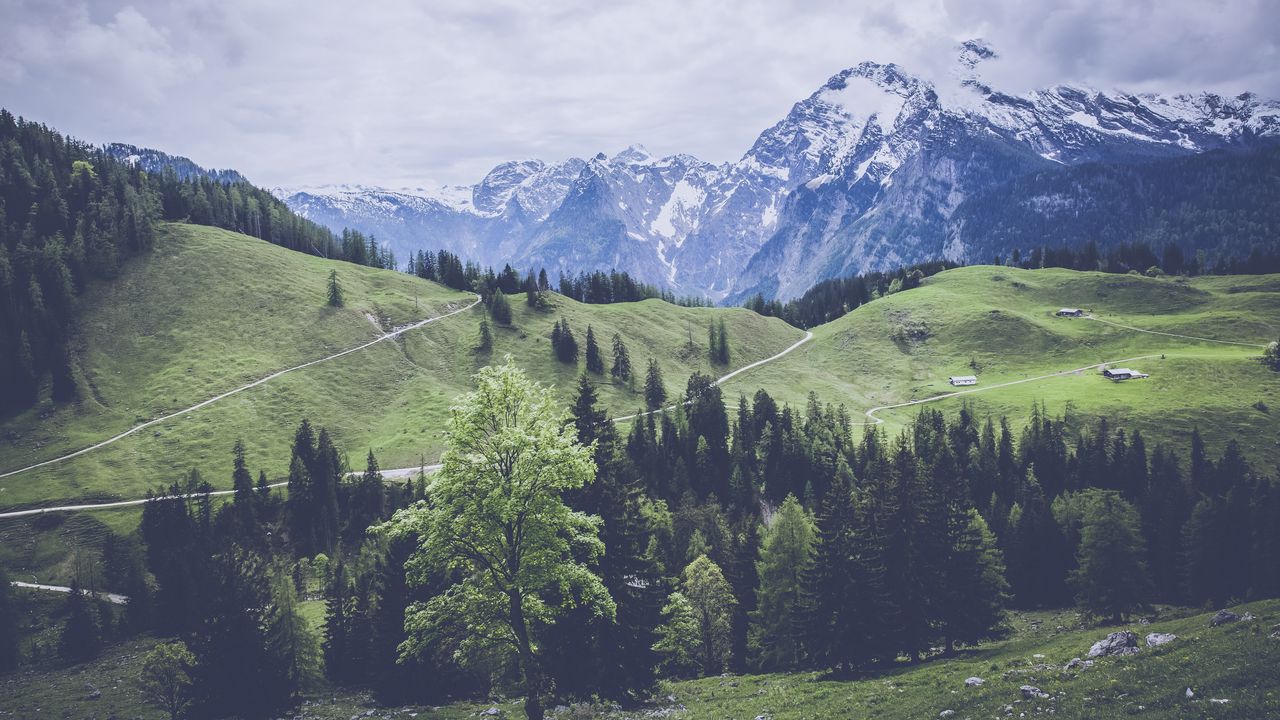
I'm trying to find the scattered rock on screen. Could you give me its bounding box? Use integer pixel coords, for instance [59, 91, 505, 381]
[965, 677, 985, 687]
[1087, 631, 1141, 658]
[1210, 698, 1230, 704]
[1209, 609, 1240, 627]
[754, 715, 770, 720]
[1064, 657, 1094, 671]
[1033, 653, 1045, 659]
[1020, 685, 1050, 700]
[1145, 632, 1177, 647]
[1186, 688, 1194, 699]
[940, 711, 956, 718]
[478, 709, 502, 718]
[1241, 612, 1256, 622]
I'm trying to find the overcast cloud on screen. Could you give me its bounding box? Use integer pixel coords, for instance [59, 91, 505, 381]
[1, 0, 1276, 189]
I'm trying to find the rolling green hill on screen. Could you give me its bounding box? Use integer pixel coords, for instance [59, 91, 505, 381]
[0, 223, 804, 510]
[719, 266, 1280, 467]
[2, 226, 1278, 516]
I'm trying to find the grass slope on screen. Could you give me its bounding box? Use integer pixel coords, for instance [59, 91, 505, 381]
[3, 600, 1276, 719]
[722, 266, 1280, 466]
[0, 223, 804, 511]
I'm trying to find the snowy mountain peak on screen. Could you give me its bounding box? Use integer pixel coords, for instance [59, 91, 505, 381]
[612, 144, 655, 165]
[281, 46, 1280, 302]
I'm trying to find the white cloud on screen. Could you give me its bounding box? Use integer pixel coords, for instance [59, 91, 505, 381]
[0, 0, 1275, 188]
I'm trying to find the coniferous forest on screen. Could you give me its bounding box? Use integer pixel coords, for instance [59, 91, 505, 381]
[8, 361, 1276, 717]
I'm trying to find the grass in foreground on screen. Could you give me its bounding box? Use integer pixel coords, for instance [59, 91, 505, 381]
[1, 600, 1276, 719]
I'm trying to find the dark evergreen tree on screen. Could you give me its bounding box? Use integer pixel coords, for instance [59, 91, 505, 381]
[326, 269, 344, 307]
[477, 319, 493, 353]
[611, 333, 632, 383]
[585, 325, 604, 374]
[489, 289, 512, 325]
[58, 580, 102, 663]
[0, 565, 17, 671]
[189, 552, 290, 720]
[644, 358, 666, 411]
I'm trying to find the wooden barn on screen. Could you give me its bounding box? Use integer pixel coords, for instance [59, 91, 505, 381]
[1102, 367, 1149, 381]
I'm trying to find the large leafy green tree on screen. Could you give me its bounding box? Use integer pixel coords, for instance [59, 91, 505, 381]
[381, 360, 612, 720]
[673, 554, 736, 675]
[138, 641, 196, 720]
[749, 495, 815, 670]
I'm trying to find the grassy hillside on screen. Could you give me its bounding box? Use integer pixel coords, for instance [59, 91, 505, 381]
[721, 266, 1280, 466]
[4, 598, 1276, 719]
[0, 223, 804, 510]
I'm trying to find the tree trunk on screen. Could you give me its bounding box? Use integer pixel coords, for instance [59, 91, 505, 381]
[510, 591, 544, 720]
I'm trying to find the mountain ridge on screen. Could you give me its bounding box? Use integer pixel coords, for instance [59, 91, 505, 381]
[207, 42, 1280, 299]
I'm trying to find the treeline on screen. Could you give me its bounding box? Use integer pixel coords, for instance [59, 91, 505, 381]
[742, 260, 956, 328]
[404, 247, 711, 307]
[997, 238, 1280, 276]
[0, 111, 392, 414]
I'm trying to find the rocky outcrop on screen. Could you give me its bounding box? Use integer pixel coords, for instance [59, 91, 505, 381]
[1087, 631, 1141, 658]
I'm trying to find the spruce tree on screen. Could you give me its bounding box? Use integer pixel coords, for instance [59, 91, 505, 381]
[610, 333, 632, 383]
[750, 495, 815, 670]
[322, 561, 356, 684]
[585, 325, 604, 374]
[189, 552, 289, 719]
[644, 358, 667, 411]
[265, 572, 321, 697]
[326, 269, 344, 307]
[58, 580, 102, 663]
[0, 565, 19, 671]
[800, 460, 890, 671]
[490, 289, 512, 325]
[477, 319, 493, 353]
[1070, 492, 1152, 622]
[938, 510, 1008, 653]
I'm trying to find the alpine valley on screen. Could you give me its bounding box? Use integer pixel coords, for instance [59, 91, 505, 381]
[269, 41, 1280, 301]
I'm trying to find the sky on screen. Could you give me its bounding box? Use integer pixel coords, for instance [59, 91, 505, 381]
[1, 0, 1277, 189]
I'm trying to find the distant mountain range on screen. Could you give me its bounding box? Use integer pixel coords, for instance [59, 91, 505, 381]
[122, 41, 1280, 302]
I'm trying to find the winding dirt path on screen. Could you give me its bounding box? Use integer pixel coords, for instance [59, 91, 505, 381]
[9, 581, 128, 605]
[614, 330, 815, 423]
[1083, 314, 1269, 348]
[858, 354, 1163, 426]
[0, 296, 480, 481]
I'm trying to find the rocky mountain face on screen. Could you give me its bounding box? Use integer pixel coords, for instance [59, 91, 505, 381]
[278, 41, 1280, 301]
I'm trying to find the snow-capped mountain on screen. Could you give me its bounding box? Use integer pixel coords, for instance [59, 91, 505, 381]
[280, 40, 1280, 301]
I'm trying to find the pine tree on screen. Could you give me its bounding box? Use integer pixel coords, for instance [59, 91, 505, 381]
[585, 325, 604, 374]
[644, 358, 666, 410]
[490, 289, 512, 325]
[0, 565, 19, 672]
[477, 319, 493, 353]
[322, 561, 356, 684]
[1070, 492, 1152, 622]
[750, 495, 815, 670]
[800, 460, 890, 671]
[265, 572, 321, 697]
[326, 269, 344, 307]
[938, 510, 1008, 653]
[189, 552, 289, 719]
[610, 333, 632, 383]
[552, 317, 579, 363]
[58, 580, 102, 663]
